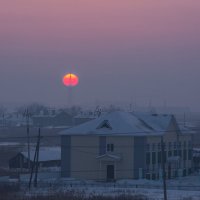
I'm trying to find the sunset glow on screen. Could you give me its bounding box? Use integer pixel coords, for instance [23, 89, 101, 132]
[62, 73, 79, 87]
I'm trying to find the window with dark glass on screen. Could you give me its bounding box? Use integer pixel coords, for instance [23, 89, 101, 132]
[188, 149, 192, 160]
[158, 143, 161, 151]
[188, 141, 192, 148]
[183, 149, 187, 160]
[184, 141, 187, 149]
[152, 143, 155, 151]
[163, 142, 166, 150]
[178, 141, 181, 149]
[168, 142, 172, 150]
[174, 142, 177, 150]
[146, 144, 150, 152]
[178, 150, 182, 157]
[107, 144, 114, 152]
[163, 151, 167, 163]
[158, 151, 161, 164]
[152, 152, 156, 164]
[146, 152, 151, 165]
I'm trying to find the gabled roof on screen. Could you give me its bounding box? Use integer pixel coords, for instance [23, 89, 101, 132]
[133, 113, 173, 132]
[21, 147, 61, 162]
[60, 111, 174, 136]
[96, 154, 121, 161]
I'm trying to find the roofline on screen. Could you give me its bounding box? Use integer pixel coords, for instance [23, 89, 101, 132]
[60, 133, 164, 137]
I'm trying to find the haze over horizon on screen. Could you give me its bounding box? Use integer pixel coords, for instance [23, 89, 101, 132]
[0, 0, 200, 111]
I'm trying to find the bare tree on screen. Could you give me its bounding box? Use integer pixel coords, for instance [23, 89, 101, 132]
[16, 103, 48, 115]
[0, 106, 6, 116]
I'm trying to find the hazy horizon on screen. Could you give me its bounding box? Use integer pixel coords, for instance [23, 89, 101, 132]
[1, 0, 200, 111]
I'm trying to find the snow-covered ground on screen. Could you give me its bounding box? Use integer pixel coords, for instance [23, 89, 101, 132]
[0, 142, 20, 146]
[15, 173, 200, 200]
[24, 183, 200, 200]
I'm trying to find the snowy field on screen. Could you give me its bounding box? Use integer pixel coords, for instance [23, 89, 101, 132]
[24, 183, 200, 200]
[12, 173, 200, 200]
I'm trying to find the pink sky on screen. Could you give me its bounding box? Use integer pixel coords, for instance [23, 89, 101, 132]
[1, 0, 200, 54]
[0, 0, 200, 110]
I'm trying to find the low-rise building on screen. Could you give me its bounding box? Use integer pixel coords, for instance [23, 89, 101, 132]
[193, 148, 200, 171]
[60, 111, 194, 181]
[9, 148, 61, 169]
[32, 111, 73, 127]
[74, 111, 104, 126]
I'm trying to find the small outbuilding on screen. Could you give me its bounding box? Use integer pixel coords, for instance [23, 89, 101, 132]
[9, 148, 61, 169]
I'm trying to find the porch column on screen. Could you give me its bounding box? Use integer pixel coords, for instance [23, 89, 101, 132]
[114, 161, 116, 180]
[99, 160, 102, 181]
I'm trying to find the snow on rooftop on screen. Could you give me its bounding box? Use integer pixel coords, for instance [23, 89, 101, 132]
[60, 111, 174, 136]
[133, 112, 172, 132]
[178, 124, 196, 135]
[21, 147, 61, 162]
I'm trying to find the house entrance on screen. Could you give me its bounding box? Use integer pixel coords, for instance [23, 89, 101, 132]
[107, 165, 114, 181]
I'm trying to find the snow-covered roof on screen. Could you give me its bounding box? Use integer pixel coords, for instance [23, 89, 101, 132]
[21, 147, 61, 162]
[133, 112, 172, 132]
[60, 111, 174, 136]
[178, 125, 196, 135]
[96, 154, 121, 161]
[74, 111, 106, 119]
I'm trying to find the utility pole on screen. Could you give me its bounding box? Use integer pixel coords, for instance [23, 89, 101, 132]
[2, 112, 5, 128]
[184, 112, 186, 127]
[29, 140, 37, 190]
[34, 128, 41, 188]
[25, 109, 31, 172]
[29, 128, 41, 190]
[161, 136, 167, 200]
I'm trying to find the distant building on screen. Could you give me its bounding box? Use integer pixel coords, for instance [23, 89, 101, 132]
[0, 112, 32, 127]
[74, 111, 104, 125]
[60, 111, 194, 181]
[9, 148, 61, 169]
[193, 148, 200, 171]
[32, 110, 73, 127]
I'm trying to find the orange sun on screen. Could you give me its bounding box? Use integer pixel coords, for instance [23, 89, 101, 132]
[62, 73, 79, 87]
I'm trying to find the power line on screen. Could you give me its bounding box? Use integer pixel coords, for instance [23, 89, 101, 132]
[0, 127, 199, 140]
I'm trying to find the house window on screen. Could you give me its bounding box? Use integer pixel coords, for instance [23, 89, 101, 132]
[183, 160, 186, 168]
[163, 142, 166, 150]
[146, 144, 150, 152]
[168, 142, 172, 150]
[107, 144, 114, 152]
[146, 173, 151, 180]
[178, 150, 182, 157]
[188, 149, 192, 160]
[158, 143, 161, 151]
[188, 141, 192, 148]
[178, 141, 182, 149]
[158, 151, 161, 164]
[152, 173, 156, 180]
[152, 152, 156, 164]
[24, 158, 28, 163]
[146, 152, 151, 165]
[97, 120, 112, 130]
[163, 151, 167, 163]
[184, 141, 187, 149]
[168, 151, 172, 157]
[183, 149, 187, 160]
[174, 150, 177, 156]
[146, 164, 150, 171]
[174, 142, 177, 150]
[152, 143, 155, 151]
